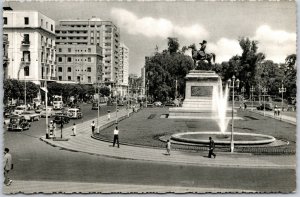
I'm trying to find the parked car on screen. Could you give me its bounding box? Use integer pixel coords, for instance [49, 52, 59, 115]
[117, 100, 125, 106]
[40, 108, 56, 118]
[164, 101, 175, 107]
[3, 107, 14, 118]
[91, 103, 100, 110]
[53, 112, 70, 125]
[257, 103, 273, 111]
[153, 101, 162, 107]
[7, 115, 31, 131]
[13, 105, 27, 115]
[35, 105, 45, 113]
[21, 111, 41, 122]
[67, 108, 83, 119]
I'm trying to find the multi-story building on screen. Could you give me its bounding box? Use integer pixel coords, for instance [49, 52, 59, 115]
[3, 8, 56, 84]
[55, 17, 120, 86]
[56, 44, 103, 84]
[117, 43, 129, 96]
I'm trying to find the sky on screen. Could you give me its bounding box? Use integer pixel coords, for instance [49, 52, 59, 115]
[2, 0, 296, 75]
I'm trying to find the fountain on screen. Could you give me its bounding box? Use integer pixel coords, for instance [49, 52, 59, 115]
[168, 70, 276, 146]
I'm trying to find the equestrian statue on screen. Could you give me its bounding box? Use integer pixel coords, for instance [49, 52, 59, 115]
[188, 40, 216, 70]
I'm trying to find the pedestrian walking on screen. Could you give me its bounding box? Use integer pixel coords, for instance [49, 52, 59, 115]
[113, 126, 120, 148]
[208, 137, 216, 158]
[244, 103, 247, 110]
[166, 139, 171, 155]
[91, 121, 95, 134]
[4, 148, 13, 186]
[72, 122, 77, 136]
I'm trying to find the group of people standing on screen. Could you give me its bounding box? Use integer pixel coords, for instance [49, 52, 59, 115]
[165, 137, 216, 158]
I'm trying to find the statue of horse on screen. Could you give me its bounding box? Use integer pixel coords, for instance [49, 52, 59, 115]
[188, 44, 216, 69]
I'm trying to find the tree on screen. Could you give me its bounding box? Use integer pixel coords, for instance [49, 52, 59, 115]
[167, 37, 179, 54]
[100, 86, 110, 97]
[145, 38, 194, 101]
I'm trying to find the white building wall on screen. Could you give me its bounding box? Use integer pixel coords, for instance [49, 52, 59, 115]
[3, 10, 56, 84]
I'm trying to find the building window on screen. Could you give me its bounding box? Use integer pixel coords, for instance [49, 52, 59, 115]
[46, 22, 48, 29]
[41, 19, 43, 26]
[68, 76, 71, 81]
[51, 24, 53, 31]
[58, 57, 62, 62]
[87, 67, 91, 72]
[3, 17, 7, 25]
[68, 48, 71, 52]
[24, 17, 29, 25]
[23, 34, 30, 44]
[77, 76, 80, 82]
[58, 67, 62, 72]
[58, 48, 62, 52]
[88, 76, 91, 83]
[67, 57, 72, 62]
[24, 66, 29, 76]
[23, 51, 31, 62]
[88, 48, 91, 52]
[67, 67, 72, 72]
[58, 76, 62, 81]
[88, 57, 91, 62]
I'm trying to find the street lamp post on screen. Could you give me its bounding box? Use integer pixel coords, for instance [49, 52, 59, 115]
[146, 80, 149, 108]
[227, 75, 240, 153]
[97, 82, 100, 134]
[115, 84, 118, 124]
[279, 81, 286, 113]
[45, 79, 49, 139]
[250, 86, 255, 111]
[262, 87, 268, 117]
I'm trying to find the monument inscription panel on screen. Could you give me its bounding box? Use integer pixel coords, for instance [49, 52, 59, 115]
[191, 86, 213, 97]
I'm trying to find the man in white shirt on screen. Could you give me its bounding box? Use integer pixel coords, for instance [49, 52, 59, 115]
[3, 148, 12, 186]
[113, 126, 120, 148]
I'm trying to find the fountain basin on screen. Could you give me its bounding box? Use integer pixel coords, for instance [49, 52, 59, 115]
[171, 131, 276, 145]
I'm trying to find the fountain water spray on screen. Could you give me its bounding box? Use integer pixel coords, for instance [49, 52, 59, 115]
[212, 79, 230, 133]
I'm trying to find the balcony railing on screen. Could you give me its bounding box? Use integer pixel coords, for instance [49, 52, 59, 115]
[21, 40, 30, 46]
[3, 56, 9, 62]
[21, 58, 31, 63]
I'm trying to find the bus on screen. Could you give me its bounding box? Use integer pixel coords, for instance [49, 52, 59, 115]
[53, 95, 63, 110]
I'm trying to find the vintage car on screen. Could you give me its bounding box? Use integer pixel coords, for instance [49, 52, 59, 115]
[35, 105, 45, 113]
[3, 107, 14, 118]
[53, 112, 70, 125]
[257, 103, 273, 111]
[67, 108, 83, 119]
[40, 107, 56, 118]
[91, 103, 100, 110]
[13, 105, 27, 115]
[21, 111, 41, 122]
[7, 115, 31, 131]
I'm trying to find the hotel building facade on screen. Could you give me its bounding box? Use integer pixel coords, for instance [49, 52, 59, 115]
[3, 9, 56, 84]
[55, 18, 120, 86]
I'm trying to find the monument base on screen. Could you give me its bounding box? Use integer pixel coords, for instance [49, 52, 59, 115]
[168, 70, 235, 119]
[169, 108, 235, 119]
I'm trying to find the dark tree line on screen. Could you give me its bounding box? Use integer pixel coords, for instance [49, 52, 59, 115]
[145, 37, 296, 102]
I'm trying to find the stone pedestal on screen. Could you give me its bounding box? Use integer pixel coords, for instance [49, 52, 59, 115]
[169, 70, 222, 119]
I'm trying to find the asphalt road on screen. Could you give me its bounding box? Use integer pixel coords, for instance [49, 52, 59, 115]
[3, 104, 296, 192]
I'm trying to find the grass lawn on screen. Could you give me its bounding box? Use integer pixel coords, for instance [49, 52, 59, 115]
[95, 107, 296, 154]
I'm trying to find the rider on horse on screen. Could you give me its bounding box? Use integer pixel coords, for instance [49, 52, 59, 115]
[199, 40, 207, 60]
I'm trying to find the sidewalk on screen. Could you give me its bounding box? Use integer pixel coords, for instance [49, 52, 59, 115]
[2, 180, 256, 194]
[40, 108, 295, 170]
[249, 109, 296, 125]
